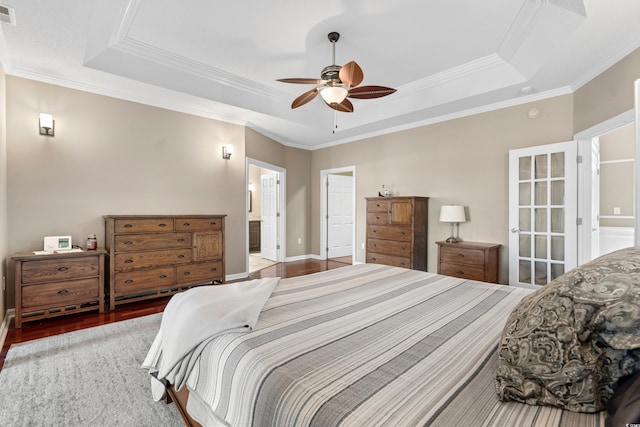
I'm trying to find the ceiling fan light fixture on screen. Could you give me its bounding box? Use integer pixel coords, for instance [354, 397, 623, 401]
[320, 85, 348, 104]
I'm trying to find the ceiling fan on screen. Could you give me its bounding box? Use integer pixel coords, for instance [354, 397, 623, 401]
[277, 32, 397, 112]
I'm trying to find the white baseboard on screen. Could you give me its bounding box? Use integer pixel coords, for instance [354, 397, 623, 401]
[0, 309, 15, 352]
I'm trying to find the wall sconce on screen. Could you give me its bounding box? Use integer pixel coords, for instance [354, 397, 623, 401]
[439, 205, 467, 243]
[39, 113, 54, 136]
[248, 182, 254, 191]
[222, 144, 233, 160]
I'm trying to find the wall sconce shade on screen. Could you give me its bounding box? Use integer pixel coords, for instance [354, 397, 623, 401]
[39, 113, 54, 136]
[222, 144, 233, 160]
[439, 205, 466, 243]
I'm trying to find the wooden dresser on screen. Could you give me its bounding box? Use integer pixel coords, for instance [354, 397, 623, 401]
[436, 241, 500, 283]
[104, 215, 226, 310]
[365, 196, 429, 271]
[12, 249, 106, 328]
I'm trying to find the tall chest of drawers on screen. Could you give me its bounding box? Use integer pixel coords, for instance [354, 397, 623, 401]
[104, 215, 226, 310]
[365, 196, 429, 271]
[12, 250, 106, 328]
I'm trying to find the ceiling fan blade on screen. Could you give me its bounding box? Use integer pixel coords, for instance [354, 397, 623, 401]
[348, 85, 397, 99]
[325, 98, 354, 113]
[277, 78, 324, 84]
[339, 61, 364, 88]
[291, 88, 320, 109]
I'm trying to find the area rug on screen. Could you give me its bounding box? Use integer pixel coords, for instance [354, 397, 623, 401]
[0, 313, 183, 426]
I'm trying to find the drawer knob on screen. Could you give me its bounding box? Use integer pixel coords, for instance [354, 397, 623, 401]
[177, 254, 185, 259]
[457, 270, 465, 275]
[124, 224, 133, 228]
[183, 222, 190, 227]
[158, 223, 167, 227]
[159, 274, 167, 279]
[124, 259, 133, 264]
[177, 238, 185, 242]
[183, 271, 191, 276]
[400, 247, 405, 251]
[58, 266, 69, 272]
[124, 241, 133, 245]
[210, 267, 217, 272]
[210, 221, 217, 225]
[401, 231, 405, 235]
[57, 289, 69, 296]
[125, 279, 133, 284]
[457, 254, 465, 258]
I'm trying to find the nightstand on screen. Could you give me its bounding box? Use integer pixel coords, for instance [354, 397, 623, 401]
[436, 241, 500, 283]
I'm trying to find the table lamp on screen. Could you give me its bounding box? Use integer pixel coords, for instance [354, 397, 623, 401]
[440, 205, 466, 243]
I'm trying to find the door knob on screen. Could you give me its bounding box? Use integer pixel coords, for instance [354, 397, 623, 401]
[510, 228, 520, 233]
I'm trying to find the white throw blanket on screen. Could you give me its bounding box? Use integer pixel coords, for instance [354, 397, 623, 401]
[142, 277, 280, 399]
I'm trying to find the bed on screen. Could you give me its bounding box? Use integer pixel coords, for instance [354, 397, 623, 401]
[143, 261, 625, 427]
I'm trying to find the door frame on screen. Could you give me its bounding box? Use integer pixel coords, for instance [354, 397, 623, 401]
[574, 108, 635, 265]
[320, 166, 356, 262]
[246, 158, 286, 273]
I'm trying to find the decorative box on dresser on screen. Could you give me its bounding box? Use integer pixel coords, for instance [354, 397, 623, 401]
[12, 249, 106, 328]
[366, 196, 429, 271]
[104, 215, 226, 310]
[436, 241, 501, 283]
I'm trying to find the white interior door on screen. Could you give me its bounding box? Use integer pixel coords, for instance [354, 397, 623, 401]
[509, 141, 578, 287]
[261, 172, 278, 261]
[327, 174, 354, 258]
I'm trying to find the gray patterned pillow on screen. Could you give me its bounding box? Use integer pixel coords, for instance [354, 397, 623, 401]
[495, 247, 640, 412]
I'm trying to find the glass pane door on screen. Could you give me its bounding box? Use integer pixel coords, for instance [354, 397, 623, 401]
[509, 142, 577, 287]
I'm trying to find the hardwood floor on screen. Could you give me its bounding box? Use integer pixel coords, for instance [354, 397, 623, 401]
[0, 257, 352, 371]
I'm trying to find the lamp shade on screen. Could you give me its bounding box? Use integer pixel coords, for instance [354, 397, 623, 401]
[439, 205, 466, 223]
[320, 86, 348, 104]
[39, 113, 53, 129]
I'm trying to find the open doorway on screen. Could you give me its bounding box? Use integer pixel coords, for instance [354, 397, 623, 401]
[247, 158, 286, 274]
[577, 110, 635, 264]
[320, 166, 356, 264]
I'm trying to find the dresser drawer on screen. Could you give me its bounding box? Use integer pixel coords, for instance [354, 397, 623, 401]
[115, 232, 191, 252]
[440, 246, 485, 267]
[366, 212, 389, 225]
[114, 218, 175, 233]
[439, 262, 486, 281]
[177, 261, 223, 284]
[21, 278, 100, 308]
[21, 257, 99, 284]
[175, 217, 223, 231]
[367, 225, 412, 242]
[366, 199, 389, 212]
[114, 267, 176, 294]
[367, 238, 411, 257]
[366, 252, 411, 269]
[114, 249, 193, 270]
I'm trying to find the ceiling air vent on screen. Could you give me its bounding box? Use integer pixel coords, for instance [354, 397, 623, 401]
[0, 5, 15, 26]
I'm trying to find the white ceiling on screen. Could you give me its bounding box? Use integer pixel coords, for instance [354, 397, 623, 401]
[2, 0, 640, 149]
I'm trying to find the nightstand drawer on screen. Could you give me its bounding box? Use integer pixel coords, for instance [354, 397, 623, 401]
[21, 278, 100, 308]
[367, 238, 411, 257]
[21, 257, 100, 284]
[440, 246, 485, 267]
[175, 217, 223, 231]
[439, 262, 486, 281]
[366, 252, 411, 269]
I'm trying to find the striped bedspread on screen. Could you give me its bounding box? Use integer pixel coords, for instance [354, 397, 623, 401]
[177, 264, 605, 427]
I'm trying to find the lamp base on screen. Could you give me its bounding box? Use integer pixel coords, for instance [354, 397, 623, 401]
[445, 236, 459, 243]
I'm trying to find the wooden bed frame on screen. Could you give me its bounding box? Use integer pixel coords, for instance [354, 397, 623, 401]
[166, 385, 201, 427]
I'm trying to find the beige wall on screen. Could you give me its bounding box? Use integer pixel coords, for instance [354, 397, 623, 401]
[311, 95, 575, 283]
[599, 123, 635, 227]
[0, 66, 6, 321]
[5, 77, 247, 308]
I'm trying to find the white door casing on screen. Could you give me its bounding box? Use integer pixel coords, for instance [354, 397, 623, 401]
[509, 141, 578, 287]
[261, 172, 278, 261]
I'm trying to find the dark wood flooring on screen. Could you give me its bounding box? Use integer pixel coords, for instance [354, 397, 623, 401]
[0, 257, 352, 371]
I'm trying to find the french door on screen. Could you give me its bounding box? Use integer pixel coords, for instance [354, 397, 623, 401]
[509, 141, 578, 287]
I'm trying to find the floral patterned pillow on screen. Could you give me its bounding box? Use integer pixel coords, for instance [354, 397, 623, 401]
[495, 247, 640, 412]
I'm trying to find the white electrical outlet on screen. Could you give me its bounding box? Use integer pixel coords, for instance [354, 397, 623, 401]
[361, 243, 365, 250]
[614, 207, 621, 215]
[297, 237, 302, 244]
